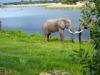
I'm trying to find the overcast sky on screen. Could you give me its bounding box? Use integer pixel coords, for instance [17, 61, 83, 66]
[0, 0, 41, 3]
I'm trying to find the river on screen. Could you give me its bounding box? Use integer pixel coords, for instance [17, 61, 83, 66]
[0, 7, 90, 41]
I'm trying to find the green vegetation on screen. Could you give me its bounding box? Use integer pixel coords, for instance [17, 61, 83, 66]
[83, 0, 100, 75]
[72, 0, 100, 75]
[2, 0, 79, 5]
[0, 30, 94, 75]
[61, 0, 78, 4]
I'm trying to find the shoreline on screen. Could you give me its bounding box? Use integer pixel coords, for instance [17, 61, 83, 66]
[46, 3, 85, 9]
[1, 3, 85, 9]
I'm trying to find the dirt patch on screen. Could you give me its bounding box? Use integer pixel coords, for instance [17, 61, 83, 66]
[39, 70, 72, 75]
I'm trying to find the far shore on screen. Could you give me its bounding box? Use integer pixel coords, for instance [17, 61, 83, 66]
[1, 3, 86, 9]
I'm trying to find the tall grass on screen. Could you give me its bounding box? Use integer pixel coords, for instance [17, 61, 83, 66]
[0, 30, 94, 75]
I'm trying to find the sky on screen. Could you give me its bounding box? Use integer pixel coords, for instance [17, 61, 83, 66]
[0, 0, 20, 3]
[0, 0, 40, 3]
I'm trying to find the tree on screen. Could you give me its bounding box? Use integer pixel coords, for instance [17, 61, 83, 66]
[29, 0, 32, 3]
[80, 0, 100, 75]
[71, 0, 100, 75]
[61, 0, 78, 4]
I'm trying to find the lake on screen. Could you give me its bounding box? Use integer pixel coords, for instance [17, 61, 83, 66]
[0, 7, 90, 41]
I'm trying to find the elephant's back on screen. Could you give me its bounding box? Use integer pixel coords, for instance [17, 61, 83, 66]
[44, 19, 57, 24]
[43, 20, 58, 32]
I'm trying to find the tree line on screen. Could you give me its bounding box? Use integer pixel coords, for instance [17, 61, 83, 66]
[0, 0, 81, 5]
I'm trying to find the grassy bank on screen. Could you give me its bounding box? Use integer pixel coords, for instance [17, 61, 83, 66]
[45, 3, 85, 9]
[0, 30, 94, 75]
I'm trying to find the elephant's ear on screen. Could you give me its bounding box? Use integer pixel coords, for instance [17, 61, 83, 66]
[57, 20, 65, 30]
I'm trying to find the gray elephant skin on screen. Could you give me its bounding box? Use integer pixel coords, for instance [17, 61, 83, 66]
[42, 19, 73, 42]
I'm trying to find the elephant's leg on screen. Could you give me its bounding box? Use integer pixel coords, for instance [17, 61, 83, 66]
[45, 33, 51, 42]
[59, 29, 64, 43]
[47, 33, 51, 41]
[48, 33, 51, 39]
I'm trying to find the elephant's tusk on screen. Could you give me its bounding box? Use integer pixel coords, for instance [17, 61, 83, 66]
[68, 29, 74, 34]
[74, 29, 84, 34]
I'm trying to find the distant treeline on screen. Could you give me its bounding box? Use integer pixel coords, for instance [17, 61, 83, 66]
[1, 0, 80, 5]
[54, 0, 79, 4]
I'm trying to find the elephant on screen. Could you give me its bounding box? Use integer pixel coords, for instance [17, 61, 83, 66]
[74, 18, 97, 42]
[74, 22, 88, 34]
[74, 18, 97, 34]
[74, 22, 88, 42]
[42, 18, 74, 42]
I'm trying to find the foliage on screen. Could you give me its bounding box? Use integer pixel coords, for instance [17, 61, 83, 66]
[61, 0, 78, 4]
[90, 0, 100, 74]
[72, 0, 100, 75]
[71, 48, 94, 75]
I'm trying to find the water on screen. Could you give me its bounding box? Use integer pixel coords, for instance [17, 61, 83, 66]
[0, 7, 90, 41]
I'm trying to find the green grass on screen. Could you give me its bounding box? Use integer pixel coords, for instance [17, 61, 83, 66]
[0, 30, 94, 75]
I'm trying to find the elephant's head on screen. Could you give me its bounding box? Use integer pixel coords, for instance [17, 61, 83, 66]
[58, 19, 74, 34]
[74, 18, 96, 34]
[74, 22, 89, 34]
